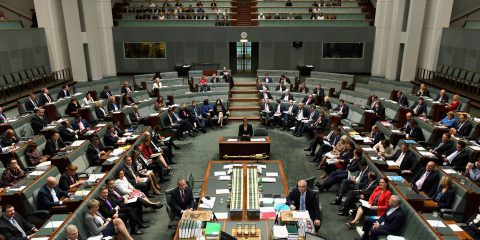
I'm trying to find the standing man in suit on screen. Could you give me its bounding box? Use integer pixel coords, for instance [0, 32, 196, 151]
[333, 100, 349, 119]
[0, 204, 38, 239]
[25, 93, 40, 112]
[434, 89, 449, 103]
[455, 113, 473, 138]
[44, 132, 66, 156]
[57, 84, 71, 100]
[384, 143, 417, 177]
[429, 133, 455, 158]
[107, 96, 120, 112]
[37, 176, 69, 211]
[31, 108, 50, 135]
[396, 91, 409, 107]
[38, 88, 54, 106]
[361, 195, 405, 240]
[411, 161, 440, 197]
[287, 180, 322, 231]
[169, 178, 195, 218]
[59, 164, 84, 191]
[121, 81, 133, 94]
[442, 141, 469, 171]
[238, 117, 253, 137]
[410, 97, 427, 116]
[100, 85, 112, 99]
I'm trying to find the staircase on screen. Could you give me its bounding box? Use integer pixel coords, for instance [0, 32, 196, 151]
[228, 77, 260, 122]
[231, 0, 255, 26]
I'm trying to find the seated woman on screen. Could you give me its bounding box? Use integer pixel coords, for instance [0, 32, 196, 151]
[25, 141, 49, 166]
[82, 93, 95, 107]
[152, 77, 162, 89]
[152, 126, 180, 152]
[213, 99, 228, 128]
[122, 92, 135, 106]
[445, 94, 461, 112]
[94, 101, 108, 121]
[439, 111, 458, 128]
[84, 199, 133, 240]
[432, 176, 455, 209]
[317, 135, 349, 170]
[154, 96, 167, 111]
[131, 148, 162, 192]
[346, 177, 392, 228]
[321, 142, 355, 178]
[373, 139, 394, 158]
[113, 170, 162, 207]
[59, 164, 84, 191]
[140, 138, 172, 175]
[323, 96, 332, 110]
[179, 103, 198, 132]
[0, 159, 26, 187]
[65, 97, 81, 116]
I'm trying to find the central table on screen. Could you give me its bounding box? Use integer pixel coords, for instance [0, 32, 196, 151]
[218, 136, 271, 160]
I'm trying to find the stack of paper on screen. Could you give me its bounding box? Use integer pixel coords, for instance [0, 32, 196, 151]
[359, 199, 372, 209]
[44, 221, 63, 228]
[28, 171, 45, 177]
[427, 220, 446, 227]
[386, 161, 398, 167]
[215, 189, 230, 194]
[261, 177, 276, 183]
[87, 173, 105, 183]
[218, 175, 231, 181]
[266, 172, 278, 177]
[272, 225, 289, 238]
[293, 211, 310, 219]
[35, 161, 51, 170]
[199, 197, 216, 209]
[260, 207, 276, 219]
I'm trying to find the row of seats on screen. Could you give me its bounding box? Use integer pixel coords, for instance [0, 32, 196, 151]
[0, 20, 23, 29]
[417, 64, 480, 97]
[256, 0, 360, 7]
[117, 19, 235, 26]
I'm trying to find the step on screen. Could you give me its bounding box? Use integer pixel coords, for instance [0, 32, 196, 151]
[229, 116, 261, 121]
[229, 97, 259, 102]
[229, 101, 259, 107]
[231, 89, 259, 94]
[234, 83, 257, 87]
[229, 106, 260, 111]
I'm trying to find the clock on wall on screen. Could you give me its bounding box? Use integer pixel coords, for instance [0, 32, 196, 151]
[240, 32, 248, 39]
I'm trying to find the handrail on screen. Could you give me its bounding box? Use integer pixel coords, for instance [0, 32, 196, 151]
[0, 3, 32, 21]
[450, 4, 480, 24]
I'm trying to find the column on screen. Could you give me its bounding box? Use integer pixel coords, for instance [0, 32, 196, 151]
[400, 0, 427, 81]
[94, 0, 117, 77]
[371, 0, 394, 77]
[384, 0, 405, 80]
[417, 0, 454, 71]
[82, 0, 104, 80]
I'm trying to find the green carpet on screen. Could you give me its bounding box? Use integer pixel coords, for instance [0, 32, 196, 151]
[137, 125, 358, 239]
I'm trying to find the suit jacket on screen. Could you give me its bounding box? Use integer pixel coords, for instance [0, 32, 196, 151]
[361, 180, 378, 199]
[1, 136, 18, 147]
[286, 188, 322, 221]
[257, 85, 269, 91]
[59, 126, 77, 143]
[433, 140, 454, 156]
[411, 169, 440, 197]
[410, 102, 427, 116]
[434, 94, 449, 103]
[107, 101, 120, 112]
[275, 85, 287, 92]
[302, 97, 315, 105]
[0, 214, 35, 240]
[385, 150, 417, 172]
[355, 168, 370, 189]
[37, 185, 68, 210]
[294, 108, 310, 120]
[59, 172, 79, 191]
[376, 207, 405, 235]
[31, 115, 50, 135]
[368, 187, 392, 216]
[38, 94, 54, 106]
[280, 94, 294, 101]
[409, 126, 425, 142]
[43, 138, 66, 156]
[312, 88, 325, 99]
[71, 119, 90, 131]
[456, 121, 473, 137]
[258, 92, 273, 100]
[416, 89, 430, 97]
[374, 106, 386, 119]
[273, 103, 286, 114]
[199, 85, 211, 92]
[371, 132, 385, 145]
[24, 98, 39, 112]
[169, 187, 195, 216]
[99, 90, 112, 99]
[57, 90, 71, 100]
[121, 86, 133, 94]
[129, 111, 142, 123]
[432, 186, 455, 209]
[95, 107, 107, 120]
[121, 96, 134, 106]
[86, 143, 102, 166]
[238, 124, 253, 136]
[446, 149, 469, 170]
[84, 212, 108, 236]
[98, 195, 121, 219]
[121, 164, 141, 186]
[333, 105, 349, 119]
[65, 102, 80, 116]
[397, 95, 409, 107]
[103, 132, 119, 148]
[263, 77, 273, 83]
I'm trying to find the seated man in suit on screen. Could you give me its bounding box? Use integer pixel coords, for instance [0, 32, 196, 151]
[312, 84, 325, 105]
[259, 89, 273, 101]
[260, 99, 274, 128]
[434, 89, 449, 103]
[104, 125, 120, 148]
[281, 100, 297, 131]
[405, 120, 425, 142]
[97, 186, 146, 235]
[275, 80, 287, 92]
[361, 195, 405, 240]
[280, 89, 294, 102]
[238, 117, 253, 137]
[57, 84, 71, 100]
[37, 176, 69, 211]
[368, 125, 385, 145]
[416, 83, 430, 97]
[0, 204, 38, 239]
[38, 88, 54, 106]
[59, 120, 78, 143]
[71, 114, 90, 136]
[86, 136, 106, 166]
[164, 108, 192, 140]
[454, 113, 473, 138]
[121, 81, 133, 94]
[287, 180, 322, 231]
[465, 158, 480, 183]
[66, 225, 82, 240]
[317, 146, 361, 192]
[189, 100, 206, 133]
[373, 101, 386, 120]
[272, 99, 284, 128]
[107, 96, 120, 112]
[169, 177, 195, 218]
[302, 94, 315, 106]
[25, 93, 40, 112]
[257, 81, 269, 91]
[400, 112, 414, 132]
[262, 73, 273, 83]
[396, 91, 409, 107]
[31, 108, 51, 135]
[442, 141, 469, 171]
[292, 102, 310, 137]
[411, 161, 440, 197]
[122, 156, 152, 196]
[59, 164, 84, 191]
[100, 85, 113, 99]
[305, 123, 340, 159]
[384, 143, 417, 177]
[410, 97, 427, 116]
[129, 105, 146, 125]
[429, 133, 455, 158]
[44, 132, 66, 156]
[297, 83, 309, 94]
[337, 171, 378, 216]
[366, 95, 379, 110]
[296, 105, 319, 136]
[1, 129, 18, 147]
[333, 99, 349, 119]
[331, 158, 370, 205]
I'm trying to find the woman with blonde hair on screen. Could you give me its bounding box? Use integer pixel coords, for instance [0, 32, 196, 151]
[317, 135, 349, 170]
[432, 176, 455, 209]
[84, 199, 133, 240]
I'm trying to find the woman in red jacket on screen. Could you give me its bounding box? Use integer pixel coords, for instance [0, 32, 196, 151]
[140, 139, 172, 175]
[346, 177, 392, 228]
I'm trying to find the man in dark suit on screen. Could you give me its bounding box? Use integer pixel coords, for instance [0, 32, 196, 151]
[0, 204, 38, 239]
[430, 133, 455, 158]
[296, 105, 319, 136]
[59, 164, 83, 191]
[97, 187, 146, 235]
[100, 85, 112, 99]
[272, 99, 285, 128]
[331, 158, 370, 205]
[44, 132, 66, 156]
[59, 121, 78, 143]
[434, 89, 449, 103]
[292, 102, 310, 137]
[122, 156, 151, 195]
[257, 81, 269, 91]
[30, 108, 50, 135]
[280, 90, 294, 102]
[287, 180, 322, 230]
[37, 176, 69, 211]
[373, 101, 386, 120]
[276, 82, 287, 92]
[260, 99, 274, 128]
[104, 125, 119, 148]
[107, 96, 120, 112]
[302, 94, 315, 106]
[442, 141, 469, 171]
[312, 84, 325, 105]
[361, 195, 405, 240]
[38, 88, 54, 106]
[317, 145, 359, 192]
[416, 83, 430, 97]
[369, 125, 385, 145]
[57, 84, 71, 100]
[411, 161, 440, 197]
[121, 81, 133, 94]
[258, 89, 273, 101]
[71, 114, 90, 136]
[25, 93, 40, 112]
[169, 178, 195, 218]
[384, 143, 417, 177]
[333, 100, 349, 119]
[455, 114, 473, 138]
[337, 171, 378, 216]
[410, 97, 427, 116]
[281, 100, 297, 131]
[129, 105, 146, 125]
[262, 73, 273, 83]
[309, 126, 341, 162]
[86, 137, 104, 166]
[238, 117, 253, 137]
[1, 129, 18, 147]
[396, 91, 409, 107]
[199, 83, 211, 92]
[407, 120, 425, 142]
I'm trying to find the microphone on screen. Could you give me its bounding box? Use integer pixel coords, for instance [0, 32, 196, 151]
[199, 196, 218, 222]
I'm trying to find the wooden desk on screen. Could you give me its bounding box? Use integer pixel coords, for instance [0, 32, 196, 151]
[422, 213, 474, 239]
[43, 103, 58, 122]
[363, 111, 377, 132]
[431, 103, 449, 122]
[112, 111, 126, 129]
[219, 136, 271, 160]
[397, 108, 412, 128]
[33, 214, 71, 237]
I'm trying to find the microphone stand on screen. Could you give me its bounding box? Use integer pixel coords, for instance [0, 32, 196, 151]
[200, 197, 218, 223]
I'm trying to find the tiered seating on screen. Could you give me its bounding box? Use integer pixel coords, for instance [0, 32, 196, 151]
[465, 20, 480, 29]
[0, 19, 23, 29]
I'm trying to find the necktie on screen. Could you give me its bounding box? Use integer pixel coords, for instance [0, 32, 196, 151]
[300, 193, 306, 210]
[31, 99, 38, 108]
[435, 142, 444, 151]
[105, 199, 113, 210]
[112, 190, 121, 199]
[45, 94, 51, 103]
[415, 172, 429, 190]
[181, 190, 185, 202]
[414, 104, 420, 114]
[10, 218, 27, 237]
[54, 141, 58, 150]
[458, 122, 464, 131]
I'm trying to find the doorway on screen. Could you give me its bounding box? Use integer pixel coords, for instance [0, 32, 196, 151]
[229, 42, 259, 74]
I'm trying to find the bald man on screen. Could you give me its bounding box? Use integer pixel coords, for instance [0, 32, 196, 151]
[37, 176, 69, 211]
[361, 195, 405, 240]
[286, 180, 322, 231]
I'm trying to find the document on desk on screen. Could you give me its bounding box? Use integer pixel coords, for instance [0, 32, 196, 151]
[126, 197, 138, 204]
[35, 161, 52, 171]
[76, 190, 91, 197]
[293, 211, 311, 219]
[359, 199, 371, 209]
[448, 224, 463, 231]
[260, 197, 274, 204]
[362, 147, 375, 151]
[216, 189, 230, 194]
[87, 173, 105, 183]
[28, 170, 45, 177]
[469, 146, 480, 151]
[386, 161, 398, 167]
[214, 171, 226, 176]
[251, 138, 266, 142]
[326, 159, 338, 165]
[443, 169, 458, 174]
[110, 149, 124, 156]
[226, 138, 237, 142]
[419, 151, 435, 158]
[415, 146, 426, 151]
[427, 220, 446, 227]
[273, 225, 289, 238]
[266, 172, 279, 177]
[223, 164, 242, 169]
[261, 177, 276, 183]
[216, 212, 228, 219]
[9, 186, 26, 192]
[274, 198, 287, 205]
[31, 237, 49, 240]
[199, 197, 216, 208]
[44, 220, 64, 228]
[219, 175, 231, 181]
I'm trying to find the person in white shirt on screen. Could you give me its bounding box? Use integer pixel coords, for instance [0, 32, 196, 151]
[258, 12, 265, 20]
[82, 93, 95, 107]
[152, 78, 162, 89]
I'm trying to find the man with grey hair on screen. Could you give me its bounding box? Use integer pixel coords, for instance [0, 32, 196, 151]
[66, 224, 83, 240]
[286, 179, 322, 231]
[361, 195, 405, 240]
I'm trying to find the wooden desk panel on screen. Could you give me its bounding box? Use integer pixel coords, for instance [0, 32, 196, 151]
[219, 136, 271, 160]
